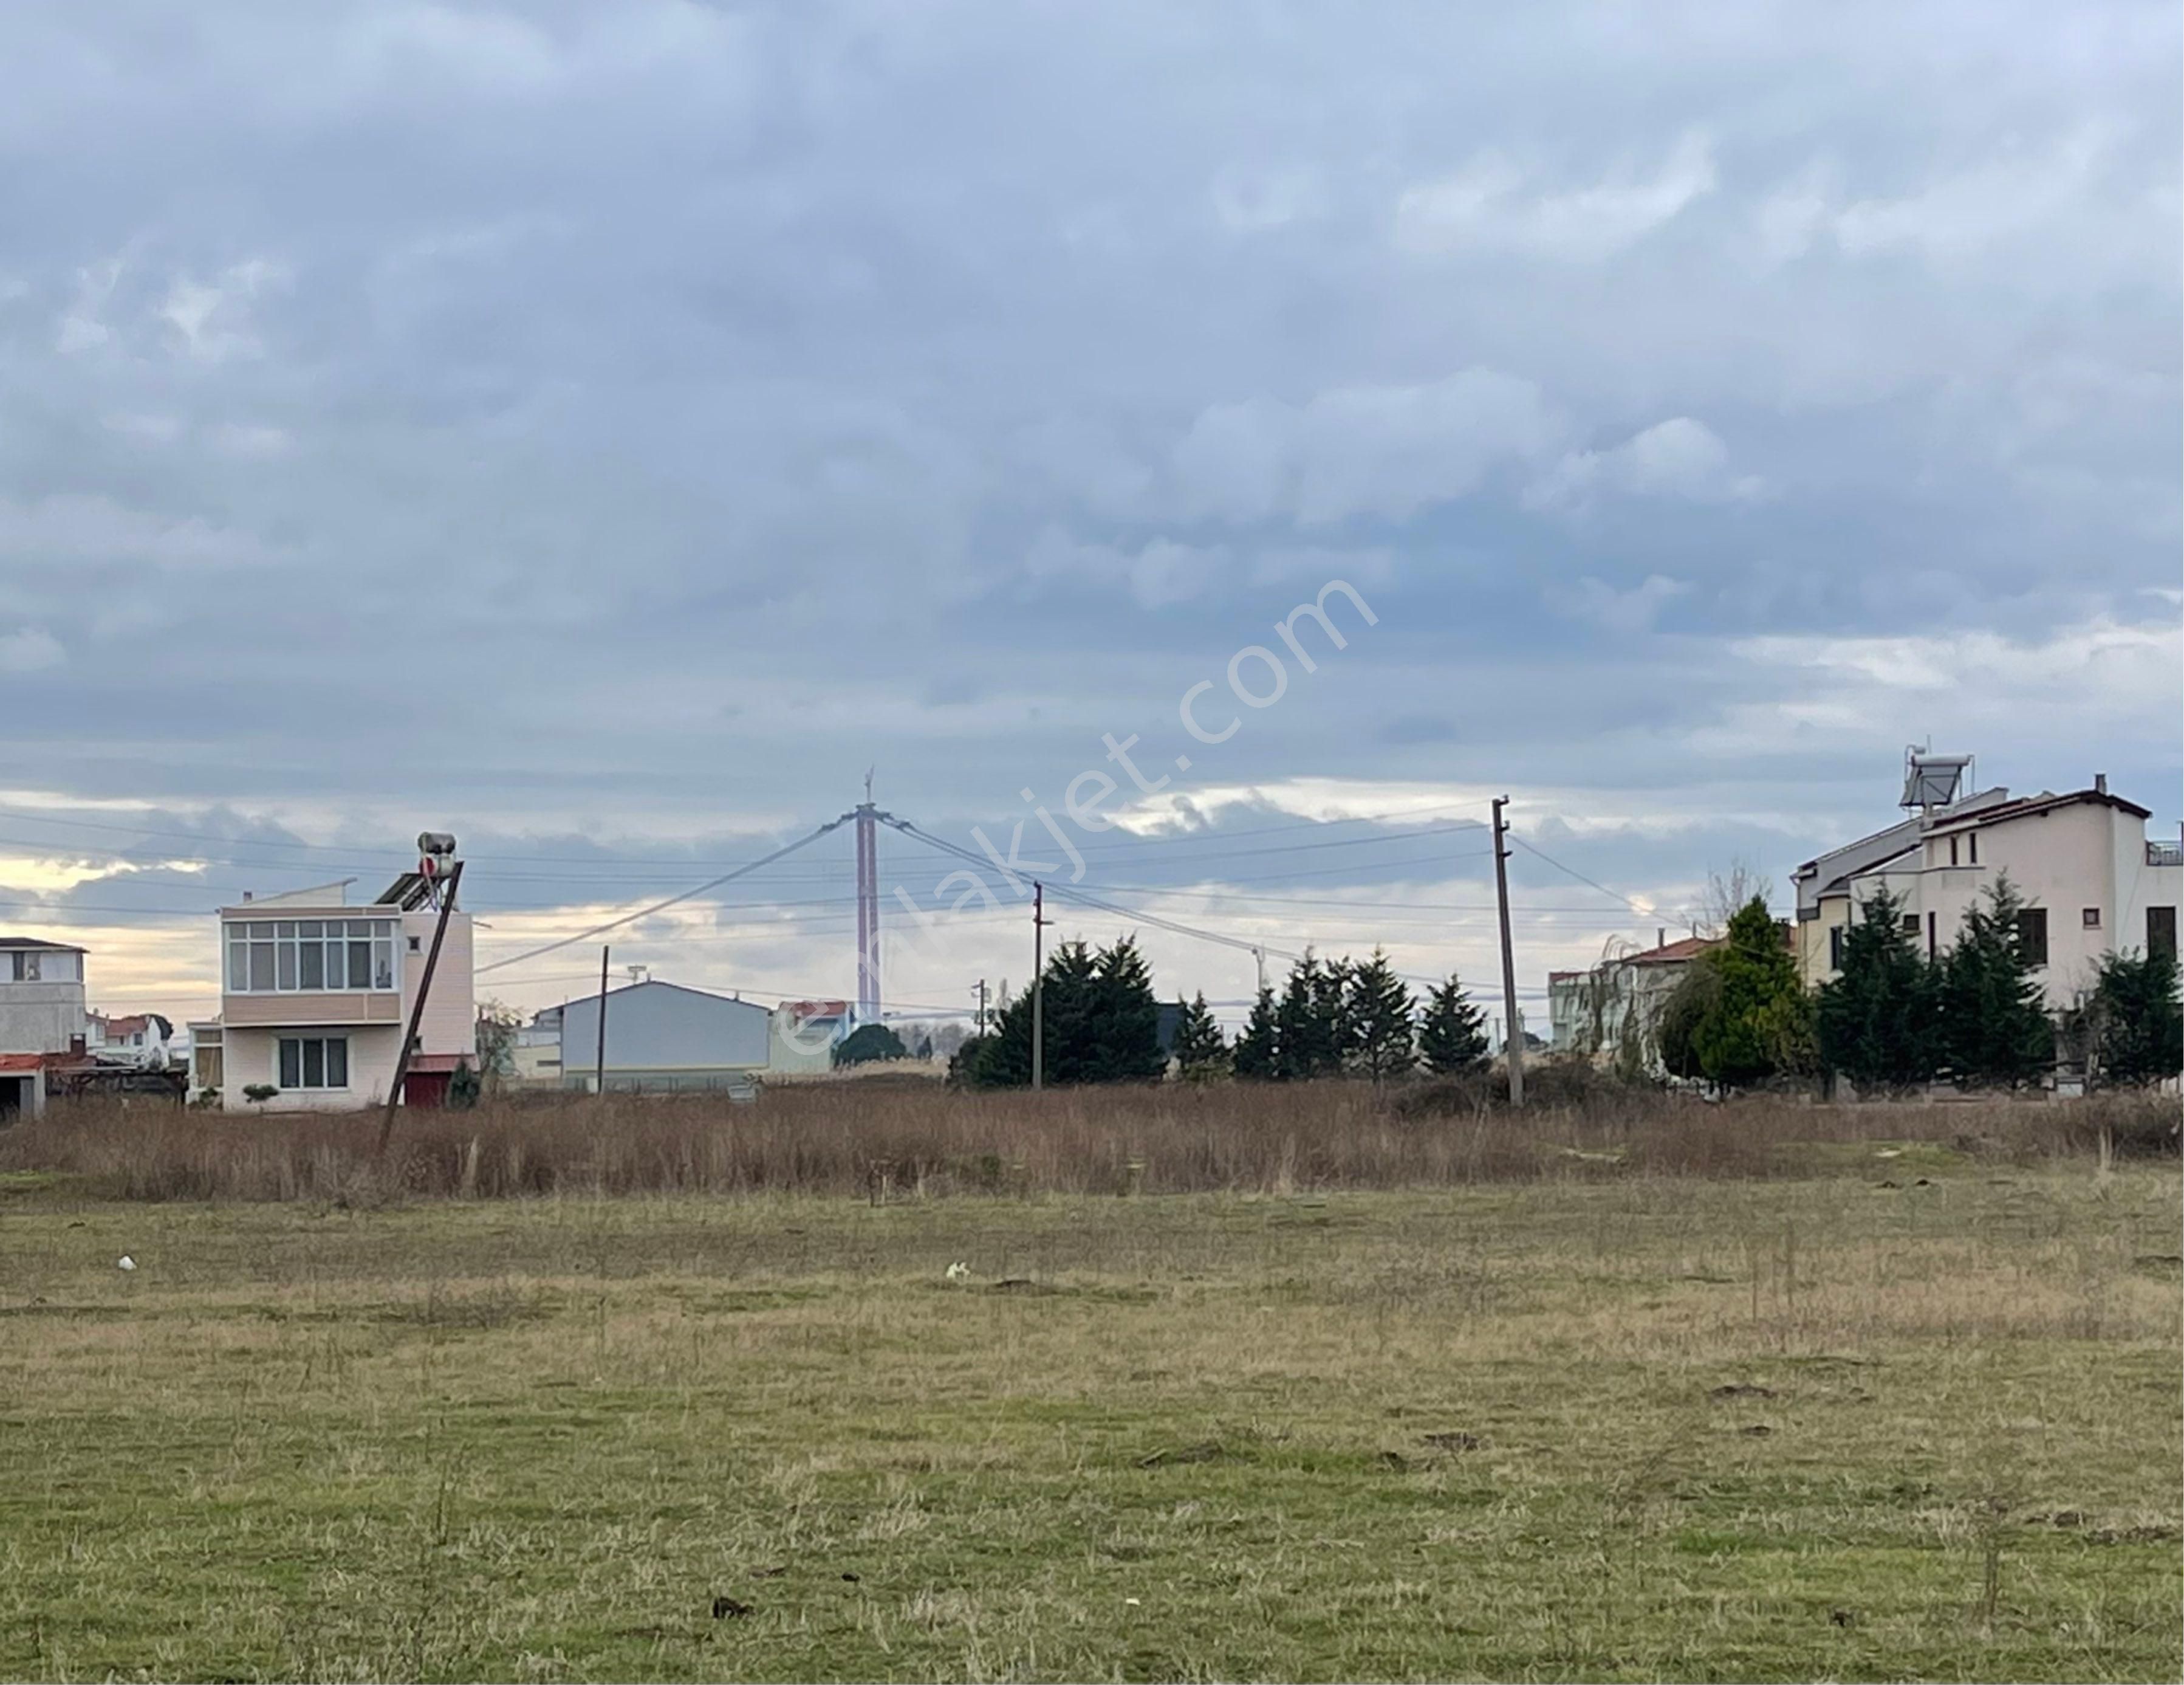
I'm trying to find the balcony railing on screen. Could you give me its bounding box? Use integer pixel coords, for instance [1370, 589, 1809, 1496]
[2149, 842, 2183, 868]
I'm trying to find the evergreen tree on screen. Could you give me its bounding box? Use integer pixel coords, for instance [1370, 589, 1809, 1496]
[1344, 949, 1416, 1082]
[2087, 945, 2181, 1087]
[834, 1023, 908, 1066]
[1688, 896, 1803, 1088]
[1937, 876, 2054, 1087]
[969, 937, 1164, 1086]
[1417, 973, 1491, 1075]
[1087, 938, 1166, 1082]
[1815, 888, 1939, 1091]
[1233, 987, 1280, 1080]
[1273, 952, 1347, 1079]
[1171, 991, 1230, 1080]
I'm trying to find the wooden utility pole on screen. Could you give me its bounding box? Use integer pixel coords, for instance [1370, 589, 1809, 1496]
[1031, 882, 1048, 1091]
[377, 858, 464, 1155]
[594, 944, 610, 1096]
[974, 978, 988, 1037]
[1491, 797, 1524, 1108]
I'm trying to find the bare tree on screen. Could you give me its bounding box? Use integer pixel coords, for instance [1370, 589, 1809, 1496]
[1699, 862, 1772, 938]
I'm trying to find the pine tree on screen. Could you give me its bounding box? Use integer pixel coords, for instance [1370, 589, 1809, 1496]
[1273, 955, 1321, 1079]
[2087, 945, 2183, 1086]
[1937, 876, 2054, 1087]
[973, 939, 1097, 1086]
[1171, 992, 1230, 1080]
[1816, 887, 1939, 1092]
[1087, 938, 1166, 1082]
[1417, 973, 1490, 1075]
[1689, 896, 1804, 1089]
[1344, 949, 1415, 1082]
[1233, 987, 1280, 1080]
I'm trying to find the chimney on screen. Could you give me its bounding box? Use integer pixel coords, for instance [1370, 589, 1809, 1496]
[241, 890, 252, 902]
[1656, 927, 1665, 950]
[2094, 772, 2108, 795]
[68, 1034, 85, 1059]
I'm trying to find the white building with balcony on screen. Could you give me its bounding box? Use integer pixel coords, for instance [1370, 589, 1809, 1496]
[1795, 769, 2180, 1012]
[211, 877, 474, 1110]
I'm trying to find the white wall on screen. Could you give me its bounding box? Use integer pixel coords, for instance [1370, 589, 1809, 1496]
[221, 1024, 404, 1111]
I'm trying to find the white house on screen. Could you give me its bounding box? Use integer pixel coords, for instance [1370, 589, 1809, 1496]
[1548, 934, 1722, 1074]
[210, 875, 475, 1110]
[88, 1011, 173, 1068]
[0, 938, 89, 1059]
[1796, 770, 2180, 1011]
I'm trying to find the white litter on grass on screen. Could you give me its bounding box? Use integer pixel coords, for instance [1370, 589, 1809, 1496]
[944, 1261, 970, 1282]
[1875, 1148, 1902, 1159]
[117, 1255, 136, 1271]
[1124, 1597, 1142, 1607]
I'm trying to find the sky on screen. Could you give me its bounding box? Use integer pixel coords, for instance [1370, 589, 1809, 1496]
[0, 1, 2177, 1029]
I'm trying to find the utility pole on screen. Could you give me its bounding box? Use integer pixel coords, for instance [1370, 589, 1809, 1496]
[377, 854, 464, 1156]
[1252, 945, 1267, 998]
[1031, 882, 1049, 1091]
[1491, 796, 1525, 1108]
[594, 944, 610, 1096]
[973, 978, 988, 1037]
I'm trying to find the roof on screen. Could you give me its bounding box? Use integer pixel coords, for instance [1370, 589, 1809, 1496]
[218, 880, 356, 914]
[1793, 786, 2014, 913]
[0, 936, 85, 952]
[1626, 935, 1722, 966]
[97, 1014, 153, 1036]
[0, 1052, 43, 1072]
[570, 978, 771, 1012]
[1922, 786, 2153, 835]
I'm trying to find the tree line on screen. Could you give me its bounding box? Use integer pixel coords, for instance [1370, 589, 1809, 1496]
[953, 939, 1496, 1088]
[1649, 877, 2180, 1093]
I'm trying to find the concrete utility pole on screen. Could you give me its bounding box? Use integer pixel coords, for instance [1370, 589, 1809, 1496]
[377, 856, 464, 1155]
[1031, 882, 1049, 1091]
[1491, 797, 1525, 1109]
[594, 944, 610, 1096]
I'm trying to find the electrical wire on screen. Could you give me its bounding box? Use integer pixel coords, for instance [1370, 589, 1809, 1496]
[475, 815, 853, 974]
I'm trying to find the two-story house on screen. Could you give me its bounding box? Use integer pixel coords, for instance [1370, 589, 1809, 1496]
[1795, 766, 2180, 1011]
[208, 874, 474, 1110]
[0, 937, 89, 1056]
[0, 936, 89, 1119]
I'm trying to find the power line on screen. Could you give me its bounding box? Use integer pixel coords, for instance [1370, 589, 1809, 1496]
[476, 815, 854, 975]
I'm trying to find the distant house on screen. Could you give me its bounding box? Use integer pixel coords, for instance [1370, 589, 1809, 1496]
[208, 873, 474, 1110]
[88, 1011, 173, 1067]
[556, 980, 834, 1091]
[1549, 935, 1722, 1076]
[509, 1005, 563, 1085]
[1794, 767, 2180, 1011]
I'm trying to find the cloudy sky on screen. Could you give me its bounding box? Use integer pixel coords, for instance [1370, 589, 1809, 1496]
[0, 1, 2177, 1027]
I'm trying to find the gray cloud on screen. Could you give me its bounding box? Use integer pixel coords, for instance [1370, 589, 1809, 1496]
[0, 0, 2174, 1014]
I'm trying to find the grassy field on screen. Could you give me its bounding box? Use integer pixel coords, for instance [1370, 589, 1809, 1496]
[0, 1157, 2177, 1680]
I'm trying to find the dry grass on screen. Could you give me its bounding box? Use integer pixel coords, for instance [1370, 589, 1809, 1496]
[0, 1169, 2175, 1680]
[1, 1078, 2171, 1203]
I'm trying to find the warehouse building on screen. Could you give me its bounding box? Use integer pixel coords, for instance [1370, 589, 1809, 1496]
[556, 979, 830, 1092]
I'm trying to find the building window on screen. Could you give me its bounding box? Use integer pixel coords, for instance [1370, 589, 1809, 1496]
[1926, 911, 1937, 959]
[277, 1036, 349, 1090]
[1968, 831, 1978, 865]
[225, 921, 397, 993]
[9, 951, 40, 981]
[2150, 906, 2177, 962]
[2015, 908, 2049, 968]
[1829, 926, 1844, 970]
[1948, 836, 1959, 867]
[1900, 913, 1920, 935]
[2082, 908, 2101, 929]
